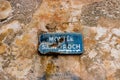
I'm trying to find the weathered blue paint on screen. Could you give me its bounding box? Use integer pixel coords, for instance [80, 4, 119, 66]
[38, 33, 83, 54]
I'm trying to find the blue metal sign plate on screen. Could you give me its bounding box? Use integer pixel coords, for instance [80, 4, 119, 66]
[38, 33, 83, 54]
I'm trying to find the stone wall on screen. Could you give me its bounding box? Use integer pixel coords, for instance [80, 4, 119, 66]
[0, 0, 120, 80]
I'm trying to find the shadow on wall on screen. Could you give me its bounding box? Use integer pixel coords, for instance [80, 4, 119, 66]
[38, 71, 81, 80]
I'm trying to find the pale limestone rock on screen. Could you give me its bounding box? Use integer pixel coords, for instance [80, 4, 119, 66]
[0, 0, 12, 19]
[112, 28, 120, 37]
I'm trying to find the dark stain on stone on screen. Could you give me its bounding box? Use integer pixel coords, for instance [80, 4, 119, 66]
[9, 0, 42, 24]
[0, 18, 8, 22]
[37, 74, 46, 80]
[39, 71, 81, 80]
[0, 0, 42, 26]
[81, 0, 120, 26]
[38, 72, 81, 80]
[52, 55, 58, 60]
[45, 23, 57, 32]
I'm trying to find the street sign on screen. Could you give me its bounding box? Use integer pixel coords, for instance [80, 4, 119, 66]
[38, 33, 83, 54]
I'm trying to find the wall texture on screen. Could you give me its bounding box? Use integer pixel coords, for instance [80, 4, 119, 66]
[0, 0, 120, 80]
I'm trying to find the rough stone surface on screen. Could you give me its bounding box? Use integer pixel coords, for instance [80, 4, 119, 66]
[0, 0, 12, 20]
[0, 0, 120, 80]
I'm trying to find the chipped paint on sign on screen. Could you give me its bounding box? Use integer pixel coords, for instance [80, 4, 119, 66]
[38, 33, 83, 54]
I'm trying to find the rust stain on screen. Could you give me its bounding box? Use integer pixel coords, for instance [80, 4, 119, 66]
[46, 62, 55, 76]
[15, 34, 30, 45]
[116, 39, 120, 44]
[58, 23, 68, 31]
[106, 74, 114, 80]
[0, 29, 13, 42]
[84, 38, 96, 49]
[0, 44, 6, 54]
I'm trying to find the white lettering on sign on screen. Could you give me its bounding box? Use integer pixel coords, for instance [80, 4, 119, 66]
[41, 44, 47, 49]
[41, 43, 81, 51]
[39, 33, 83, 54]
[61, 44, 80, 50]
[49, 37, 54, 41]
[41, 44, 57, 49]
[48, 36, 74, 42]
[49, 37, 63, 42]
[67, 36, 74, 41]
